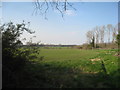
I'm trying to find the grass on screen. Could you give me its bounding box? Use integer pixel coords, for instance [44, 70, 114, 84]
[20, 48, 119, 88]
[38, 49, 118, 73]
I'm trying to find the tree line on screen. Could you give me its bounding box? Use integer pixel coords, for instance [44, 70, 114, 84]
[86, 24, 118, 48]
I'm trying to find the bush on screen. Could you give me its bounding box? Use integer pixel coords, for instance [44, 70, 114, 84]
[72, 45, 82, 49]
[1, 21, 40, 88]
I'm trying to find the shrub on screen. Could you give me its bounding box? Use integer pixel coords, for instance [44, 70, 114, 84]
[1, 21, 40, 88]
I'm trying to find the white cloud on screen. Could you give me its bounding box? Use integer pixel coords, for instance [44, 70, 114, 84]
[64, 10, 76, 16]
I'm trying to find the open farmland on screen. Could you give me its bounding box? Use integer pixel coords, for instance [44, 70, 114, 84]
[22, 48, 119, 88]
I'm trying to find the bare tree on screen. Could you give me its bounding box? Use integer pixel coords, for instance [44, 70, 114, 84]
[99, 25, 105, 43]
[107, 24, 113, 43]
[86, 24, 118, 48]
[94, 26, 100, 47]
[86, 30, 94, 44]
[86, 31, 91, 44]
[112, 25, 118, 43]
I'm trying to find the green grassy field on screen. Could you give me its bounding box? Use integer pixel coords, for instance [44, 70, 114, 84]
[23, 48, 119, 88]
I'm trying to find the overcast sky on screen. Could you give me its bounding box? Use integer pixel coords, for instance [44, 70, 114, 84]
[2, 2, 118, 45]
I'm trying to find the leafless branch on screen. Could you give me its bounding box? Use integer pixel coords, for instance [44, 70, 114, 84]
[33, 0, 76, 19]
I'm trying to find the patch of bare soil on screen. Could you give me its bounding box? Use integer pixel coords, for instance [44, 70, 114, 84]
[114, 53, 120, 57]
[90, 58, 101, 62]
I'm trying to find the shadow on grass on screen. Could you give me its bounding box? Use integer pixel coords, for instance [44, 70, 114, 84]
[5, 61, 119, 88]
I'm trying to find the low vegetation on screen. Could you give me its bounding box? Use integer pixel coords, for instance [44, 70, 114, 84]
[4, 47, 119, 88]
